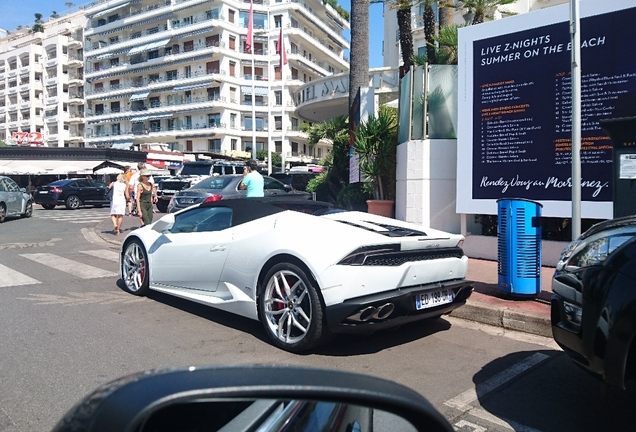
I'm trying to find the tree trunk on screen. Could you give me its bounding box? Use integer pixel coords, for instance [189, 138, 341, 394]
[423, 3, 436, 64]
[397, 6, 413, 74]
[349, 0, 370, 112]
[439, 5, 455, 27]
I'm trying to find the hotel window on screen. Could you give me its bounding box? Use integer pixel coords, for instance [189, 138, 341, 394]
[208, 139, 221, 152]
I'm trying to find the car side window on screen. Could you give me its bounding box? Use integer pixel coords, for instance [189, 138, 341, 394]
[264, 177, 286, 191]
[170, 207, 233, 233]
[4, 178, 20, 192]
[0, 178, 8, 192]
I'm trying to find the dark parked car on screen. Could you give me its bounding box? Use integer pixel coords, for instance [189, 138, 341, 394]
[34, 178, 110, 210]
[0, 175, 33, 222]
[551, 216, 636, 388]
[167, 174, 311, 213]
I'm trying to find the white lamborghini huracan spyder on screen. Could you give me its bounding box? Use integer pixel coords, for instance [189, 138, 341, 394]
[119, 198, 473, 352]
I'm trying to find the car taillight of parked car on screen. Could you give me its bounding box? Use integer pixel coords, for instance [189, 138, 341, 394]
[203, 195, 223, 203]
[51, 187, 63, 194]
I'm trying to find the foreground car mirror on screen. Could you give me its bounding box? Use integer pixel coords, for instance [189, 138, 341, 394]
[52, 365, 452, 432]
[152, 214, 175, 233]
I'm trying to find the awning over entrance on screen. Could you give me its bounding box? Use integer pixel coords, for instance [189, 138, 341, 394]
[0, 160, 101, 174]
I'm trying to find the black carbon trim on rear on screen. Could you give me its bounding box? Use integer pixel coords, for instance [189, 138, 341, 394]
[362, 247, 464, 266]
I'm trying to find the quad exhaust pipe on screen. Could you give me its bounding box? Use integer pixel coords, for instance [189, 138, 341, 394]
[347, 303, 395, 322]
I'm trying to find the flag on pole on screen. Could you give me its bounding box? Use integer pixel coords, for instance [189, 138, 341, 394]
[246, 0, 253, 54]
[276, 26, 287, 69]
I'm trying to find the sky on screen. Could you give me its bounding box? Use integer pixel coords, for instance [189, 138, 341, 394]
[1, 0, 385, 67]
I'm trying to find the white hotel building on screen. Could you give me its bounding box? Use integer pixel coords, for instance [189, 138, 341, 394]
[0, 0, 350, 164]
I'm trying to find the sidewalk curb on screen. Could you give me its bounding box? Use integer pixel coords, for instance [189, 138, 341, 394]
[449, 301, 552, 338]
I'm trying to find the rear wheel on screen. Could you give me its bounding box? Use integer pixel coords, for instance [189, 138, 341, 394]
[42, 204, 56, 210]
[258, 263, 329, 352]
[21, 201, 33, 218]
[121, 239, 150, 296]
[0, 203, 6, 223]
[65, 195, 81, 210]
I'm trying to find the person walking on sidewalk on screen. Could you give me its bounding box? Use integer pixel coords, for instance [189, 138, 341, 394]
[136, 169, 157, 227]
[108, 173, 128, 235]
[239, 160, 264, 197]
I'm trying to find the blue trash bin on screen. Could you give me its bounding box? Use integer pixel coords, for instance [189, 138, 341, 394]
[497, 198, 542, 296]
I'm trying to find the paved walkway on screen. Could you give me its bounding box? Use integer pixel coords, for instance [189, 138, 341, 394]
[95, 213, 554, 339]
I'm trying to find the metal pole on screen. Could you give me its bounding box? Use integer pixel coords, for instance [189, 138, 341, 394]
[570, 0, 581, 239]
[251, 55, 256, 160]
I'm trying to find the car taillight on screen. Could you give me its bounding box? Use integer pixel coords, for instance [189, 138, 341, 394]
[51, 187, 63, 194]
[203, 195, 223, 203]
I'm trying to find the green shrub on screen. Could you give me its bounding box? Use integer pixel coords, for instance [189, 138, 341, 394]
[337, 183, 371, 211]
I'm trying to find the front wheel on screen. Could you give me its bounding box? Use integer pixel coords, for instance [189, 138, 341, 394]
[21, 201, 33, 218]
[258, 263, 329, 352]
[65, 195, 81, 210]
[121, 239, 150, 296]
[0, 203, 6, 223]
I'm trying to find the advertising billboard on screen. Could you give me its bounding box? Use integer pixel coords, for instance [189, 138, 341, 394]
[457, 0, 636, 218]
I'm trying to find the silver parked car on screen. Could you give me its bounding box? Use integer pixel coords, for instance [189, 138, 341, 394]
[167, 174, 311, 213]
[0, 176, 33, 223]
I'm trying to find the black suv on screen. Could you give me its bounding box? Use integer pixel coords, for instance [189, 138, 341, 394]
[270, 172, 317, 192]
[551, 216, 636, 388]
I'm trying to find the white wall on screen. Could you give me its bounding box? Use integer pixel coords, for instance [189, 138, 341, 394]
[396, 138, 460, 234]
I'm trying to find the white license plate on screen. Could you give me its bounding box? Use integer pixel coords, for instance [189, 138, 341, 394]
[181, 198, 195, 204]
[38, 191, 48, 194]
[415, 289, 454, 310]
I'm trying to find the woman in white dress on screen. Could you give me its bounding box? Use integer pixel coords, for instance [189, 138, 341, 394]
[109, 173, 128, 235]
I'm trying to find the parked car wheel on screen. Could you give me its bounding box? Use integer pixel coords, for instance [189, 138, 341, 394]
[121, 239, 150, 296]
[156, 200, 168, 213]
[21, 201, 33, 218]
[0, 203, 6, 223]
[258, 262, 328, 353]
[42, 204, 56, 210]
[65, 195, 81, 210]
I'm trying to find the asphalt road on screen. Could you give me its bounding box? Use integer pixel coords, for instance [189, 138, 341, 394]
[1, 207, 635, 431]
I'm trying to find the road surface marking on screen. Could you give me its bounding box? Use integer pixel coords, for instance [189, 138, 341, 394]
[20, 253, 118, 279]
[0, 263, 41, 287]
[81, 249, 119, 262]
[445, 352, 549, 431]
[17, 291, 145, 306]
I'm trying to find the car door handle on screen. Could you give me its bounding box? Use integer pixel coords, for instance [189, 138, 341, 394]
[210, 245, 226, 252]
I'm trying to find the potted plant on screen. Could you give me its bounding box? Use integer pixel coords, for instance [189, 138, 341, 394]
[353, 106, 398, 217]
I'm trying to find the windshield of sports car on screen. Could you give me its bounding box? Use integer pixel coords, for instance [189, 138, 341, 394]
[192, 176, 236, 191]
[170, 206, 233, 233]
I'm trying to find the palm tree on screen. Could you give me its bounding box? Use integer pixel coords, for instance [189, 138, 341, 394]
[348, 0, 370, 112]
[434, 23, 461, 64]
[32, 13, 44, 33]
[422, 0, 436, 64]
[457, 0, 517, 24]
[438, 2, 456, 27]
[65, 2, 75, 9]
[395, 0, 414, 75]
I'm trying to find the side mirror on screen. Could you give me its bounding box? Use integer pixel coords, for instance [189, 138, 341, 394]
[52, 365, 453, 432]
[152, 213, 175, 233]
